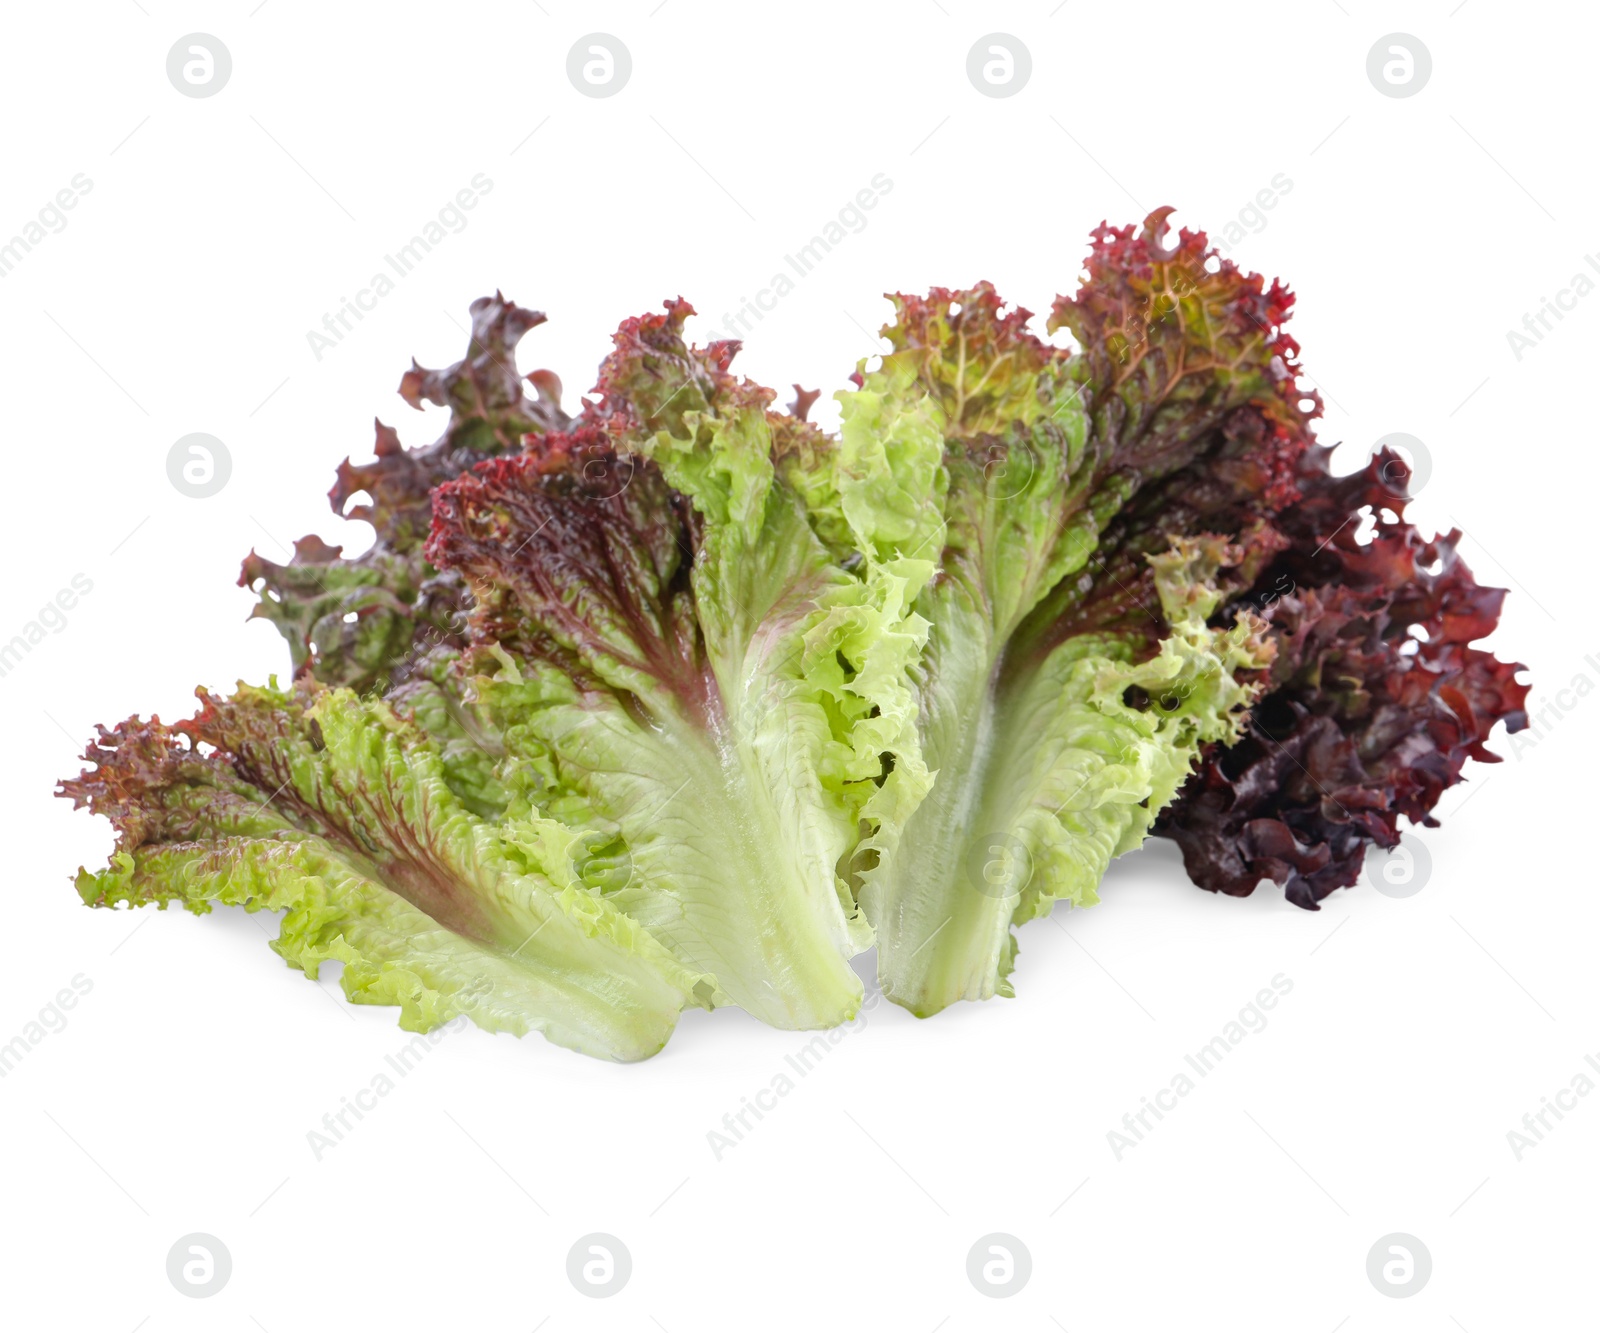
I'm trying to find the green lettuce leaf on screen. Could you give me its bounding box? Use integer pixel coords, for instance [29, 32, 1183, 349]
[61, 682, 712, 1061]
[425, 302, 933, 1029]
[868, 539, 1272, 1013]
[846, 216, 1304, 1014]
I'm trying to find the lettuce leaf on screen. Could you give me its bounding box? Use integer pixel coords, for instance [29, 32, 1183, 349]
[1154, 446, 1531, 905]
[424, 300, 932, 1029]
[61, 683, 713, 1061]
[845, 214, 1307, 1014]
[240, 294, 566, 698]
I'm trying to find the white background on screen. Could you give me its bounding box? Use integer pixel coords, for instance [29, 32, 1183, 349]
[2, 2, 1595, 1328]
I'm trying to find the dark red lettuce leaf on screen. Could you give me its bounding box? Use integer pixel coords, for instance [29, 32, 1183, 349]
[1006, 208, 1317, 680]
[240, 294, 566, 696]
[1154, 446, 1530, 907]
[1008, 212, 1527, 908]
[425, 425, 713, 723]
[350, 293, 569, 549]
